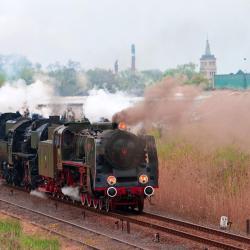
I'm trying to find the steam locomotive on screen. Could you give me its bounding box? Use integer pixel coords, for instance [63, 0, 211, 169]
[0, 112, 158, 212]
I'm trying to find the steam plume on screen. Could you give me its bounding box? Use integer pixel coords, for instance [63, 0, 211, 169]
[0, 78, 55, 117]
[30, 190, 47, 199]
[61, 186, 80, 201]
[84, 88, 140, 122]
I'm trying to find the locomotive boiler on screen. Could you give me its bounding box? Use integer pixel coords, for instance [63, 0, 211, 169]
[0, 112, 158, 212]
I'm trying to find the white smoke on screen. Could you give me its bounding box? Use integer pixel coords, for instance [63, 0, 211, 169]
[30, 190, 47, 199]
[0, 79, 55, 117]
[0, 81, 141, 121]
[84, 89, 141, 122]
[61, 186, 80, 201]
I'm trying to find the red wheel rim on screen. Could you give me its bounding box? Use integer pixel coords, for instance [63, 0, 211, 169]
[81, 195, 86, 205]
[93, 199, 98, 209]
[87, 196, 92, 207]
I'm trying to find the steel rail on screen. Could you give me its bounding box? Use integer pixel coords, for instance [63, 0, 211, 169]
[0, 210, 99, 250]
[107, 212, 245, 250]
[143, 211, 250, 245]
[0, 198, 145, 250]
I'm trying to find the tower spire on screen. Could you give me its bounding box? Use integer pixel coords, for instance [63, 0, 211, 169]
[200, 38, 217, 87]
[205, 39, 211, 55]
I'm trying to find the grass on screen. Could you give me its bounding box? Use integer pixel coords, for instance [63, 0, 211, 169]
[211, 146, 249, 194]
[152, 138, 250, 231]
[21, 236, 59, 250]
[0, 218, 59, 250]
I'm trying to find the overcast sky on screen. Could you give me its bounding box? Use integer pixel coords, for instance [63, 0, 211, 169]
[0, 0, 249, 73]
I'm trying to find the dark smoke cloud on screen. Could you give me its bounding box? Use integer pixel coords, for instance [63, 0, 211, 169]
[113, 77, 201, 129]
[114, 76, 250, 151]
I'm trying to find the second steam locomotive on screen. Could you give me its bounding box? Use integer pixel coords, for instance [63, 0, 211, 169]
[0, 112, 158, 212]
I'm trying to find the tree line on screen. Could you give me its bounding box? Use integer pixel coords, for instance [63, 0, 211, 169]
[0, 54, 208, 96]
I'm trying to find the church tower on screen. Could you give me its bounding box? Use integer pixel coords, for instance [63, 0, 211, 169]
[200, 39, 217, 86]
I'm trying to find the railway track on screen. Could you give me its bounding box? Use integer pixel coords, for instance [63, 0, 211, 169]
[0, 198, 145, 250]
[136, 212, 250, 250]
[0, 209, 98, 250]
[107, 212, 248, 250]
[58, 192, 248, 249]
[143, 212, 250, 245]
[50, 192, 250, 249]
[3, 184, 250, 249]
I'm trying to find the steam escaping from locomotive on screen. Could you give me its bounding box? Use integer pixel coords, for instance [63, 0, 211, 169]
[0, 79, 55, 116]
[61, 186, 81, 201]
[84, 89, 141, 122]
[30, 190, 47, 199]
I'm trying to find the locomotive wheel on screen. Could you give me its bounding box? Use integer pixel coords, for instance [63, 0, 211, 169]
[25, 185, 31, 192]
[98, 199, 103, 210]
[87, 196, 92, 207]
[105, 199, 110, 212]
[137, 198, 144, 213]
[93, 199, 98, 209]
[81, 195, 86, 206]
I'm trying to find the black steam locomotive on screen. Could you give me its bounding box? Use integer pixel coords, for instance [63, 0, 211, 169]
[0, 112, 158, 212]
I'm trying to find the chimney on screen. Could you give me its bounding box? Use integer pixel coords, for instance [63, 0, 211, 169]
[131, 44, 136, 72]
[114, 60, 118, 74]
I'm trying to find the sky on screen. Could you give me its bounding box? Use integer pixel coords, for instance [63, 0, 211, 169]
[0, 0, 249, 73]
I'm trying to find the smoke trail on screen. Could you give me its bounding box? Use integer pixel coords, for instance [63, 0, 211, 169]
[113, 77, 201, 129]
[113, 76, 250, 150]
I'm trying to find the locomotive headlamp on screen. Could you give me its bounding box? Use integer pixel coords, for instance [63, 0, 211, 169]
[107, 175, 117, 185]
[139, 174, 149, 184]
[118, 121, 127, 130]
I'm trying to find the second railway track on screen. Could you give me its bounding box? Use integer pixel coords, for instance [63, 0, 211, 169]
[106, 212, 248, 250]
[134, 212, 250, 250]
[142, 212, 250, 245]
[0, 198, 146, 250]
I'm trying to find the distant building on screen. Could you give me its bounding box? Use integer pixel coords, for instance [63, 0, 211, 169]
[131, 44, 136, 72]
[214, 70, 250, 89]
[200, 39, 217, 86]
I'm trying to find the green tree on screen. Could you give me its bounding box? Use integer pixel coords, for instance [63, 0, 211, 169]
[19, 67, 35, 84]
[0, 54, 34, 83]
[86, 68, 116, 92]
[141, 69, 163, 86]
[47, 60, 85, 96]
[0, 72, 5, 87]
[164, 62, 209, 87]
